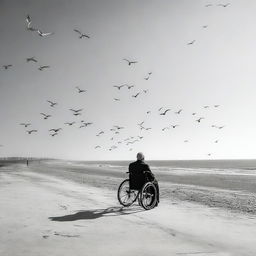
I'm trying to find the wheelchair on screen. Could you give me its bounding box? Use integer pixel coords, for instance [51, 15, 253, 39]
[117, 170, 158, 210]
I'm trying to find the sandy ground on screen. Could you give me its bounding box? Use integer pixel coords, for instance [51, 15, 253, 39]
[1, 164, 256, 256]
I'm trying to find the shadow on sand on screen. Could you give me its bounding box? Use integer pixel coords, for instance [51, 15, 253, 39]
[49, 206, 143, 221]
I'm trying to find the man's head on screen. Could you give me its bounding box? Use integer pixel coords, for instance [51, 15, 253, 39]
[136, 152, 145, 161]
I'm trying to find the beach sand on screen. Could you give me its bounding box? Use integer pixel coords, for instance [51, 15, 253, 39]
[1, 161, 256, 256]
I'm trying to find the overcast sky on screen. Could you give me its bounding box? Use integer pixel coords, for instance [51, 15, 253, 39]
[0, 0, 256, 160]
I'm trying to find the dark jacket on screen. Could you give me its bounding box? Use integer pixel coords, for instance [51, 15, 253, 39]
[129, 160, 154, 189]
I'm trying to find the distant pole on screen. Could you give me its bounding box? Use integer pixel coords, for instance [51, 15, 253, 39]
[26, 158, 29, 167]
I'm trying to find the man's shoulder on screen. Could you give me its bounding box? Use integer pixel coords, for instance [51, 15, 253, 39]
[129, 161, 137, 167]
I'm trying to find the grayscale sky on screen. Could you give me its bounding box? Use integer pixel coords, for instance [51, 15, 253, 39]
[0, 0, 255, 160]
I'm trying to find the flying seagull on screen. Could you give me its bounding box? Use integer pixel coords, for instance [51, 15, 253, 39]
[113, 84, 126, 90]
[40, 113, 51, 119]
[96, 131, 104, 136]
[74, 29, 90, 39]
[76, 86, 86, 93]
[114, 98, 120, 101]
[218, 3, 230, 7]
[123, 59, 138, 65]
[3, 65, 12, 70]
[50, 132, 58, 137]
[69, 108, 83, 113]
[20, 123, 31, 128]
[27, 130, 37, 134]
[175, 109, 183, 114]
[49, 128, 62, 133]
[95, 146, 101, 149]
[26, 57, 37, 63]
[38, 65, 50, 71]
[160, 109, 171, 115]
[47, 100, 57, 107]
[171, 125, 179, 128]
[132, 92, 140, 98]
[196, 117, 204, 123]
[126, 85, 135, 89]
[37, 30, 54, 37]
[65, 122, 75, 126]
[187, 40, 196, 45]
[26, 15, 37, 31]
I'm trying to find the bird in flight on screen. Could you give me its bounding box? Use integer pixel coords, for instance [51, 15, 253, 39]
[196, 117, 204, 123]
[160, 109, 171, 115]
[70, 108, 83, 113]
[96, 131, 104, 136]
[49, 128, 62, 133]
[27, 130, 37, 134]
[37, 30, 54, 37]
[187, 40, 196, 45]
[144, 76, 150, 81]
[40, 113, 51, 119]
[158, 107, 163, 112]
[26, 15, 37, 31]
[203, 105, 210, 109]
[65, 122, 75, 126]
[74, 29, 90, 39]
[113, 84, 126, 90]
[26, 57, 37, 63]
[123, 59, 138, 65]
[218, 3, 230, 7]
[50, 132, 58, 137]
[214, 105, 220, 108]
[132, 92, 140, 98]
[47, 100, 57, 107]
[202, 25, 208, 29]
[184, 140, 189, 143]
[114, 125, 124, 130]
[126, 85, 134, 89]
[171, 125, 179, 128]
[214, 140, 219, 143]
[205, 4, 213, 7]
[192, 112, 196, 115]
[218, 126, 225, 129]
[146, 111, 151, 114]
[20, 123, 31, 128]
[114, 98, 120, 101]
[83, 122, 93, 127]
[143, 90, 148, 93]
[76, 86, 86, 93]
[3, 65, 12, 70]
[138, 121, 144, 127]
[175, 109, 183, 114]
[95, 146, 101, 149]
[162, 127, 170, 131]
[38, 66, 50, 71]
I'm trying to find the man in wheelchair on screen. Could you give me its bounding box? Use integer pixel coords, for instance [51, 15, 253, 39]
[129, 152, 160, 205]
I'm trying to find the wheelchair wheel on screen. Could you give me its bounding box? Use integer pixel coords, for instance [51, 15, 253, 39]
[139, 182, 157, 210]
[117, 179, 139, 207]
